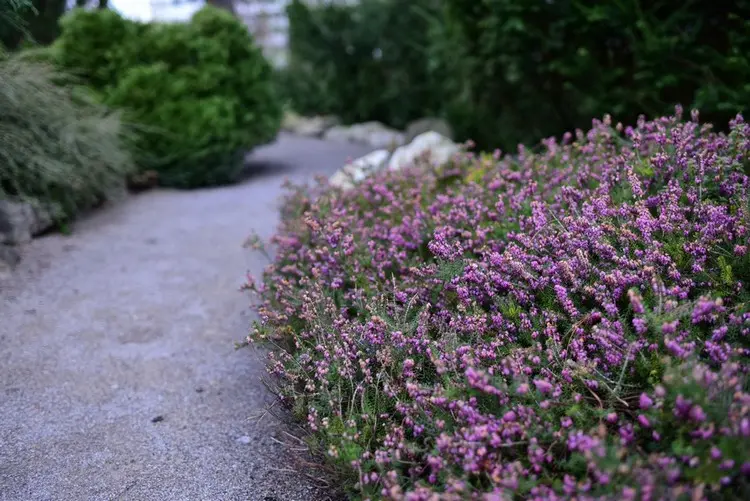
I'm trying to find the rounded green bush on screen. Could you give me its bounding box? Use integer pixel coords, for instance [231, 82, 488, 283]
[57, 7, 282, 188]
[57, 8, 138, 89]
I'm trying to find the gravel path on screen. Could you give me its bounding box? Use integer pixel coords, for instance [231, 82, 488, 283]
[0, 134, 373, 501]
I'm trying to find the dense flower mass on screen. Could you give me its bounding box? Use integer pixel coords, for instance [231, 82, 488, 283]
[248, 110, 750, 500]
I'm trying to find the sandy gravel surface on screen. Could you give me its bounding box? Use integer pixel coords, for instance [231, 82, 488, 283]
[0, 134, 373, 501]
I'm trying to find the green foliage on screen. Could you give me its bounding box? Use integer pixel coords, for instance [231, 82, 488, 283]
[274, 62, 337, 119]
[287, 0, 750, 151]
[56, 8, 138, 88]
[1, 0, 67, 50]
[0, 0, 32, 32]
[0, 0, 32, 48]
[0, 55, 135, 217]
[56, 6, 282, 188]
[282, 0, 442, 129]
[435, 0, 750, 150]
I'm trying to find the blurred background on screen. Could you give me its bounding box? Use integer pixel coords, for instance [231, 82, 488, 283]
[273, 0, 750, 151]
[0, 0, 748, 213]
[121, 1, 294, 67]
[3, 0, 749, 151]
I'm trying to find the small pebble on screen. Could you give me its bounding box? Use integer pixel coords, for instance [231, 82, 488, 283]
[151, 415, 164, 423]
[236, 435, 251, 444]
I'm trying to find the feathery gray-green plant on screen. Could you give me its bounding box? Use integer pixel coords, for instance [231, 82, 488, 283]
[0, 55, 135, 217]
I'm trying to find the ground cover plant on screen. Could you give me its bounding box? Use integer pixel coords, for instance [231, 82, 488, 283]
[248, 109, 750, 499]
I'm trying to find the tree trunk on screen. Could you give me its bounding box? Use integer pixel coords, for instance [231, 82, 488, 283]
[23, 0, 67, 45]
[98, 0, 108, 8]
[206, 0, 235, 15]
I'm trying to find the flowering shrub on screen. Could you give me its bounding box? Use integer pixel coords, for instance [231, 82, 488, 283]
[247, 109, 750, 500]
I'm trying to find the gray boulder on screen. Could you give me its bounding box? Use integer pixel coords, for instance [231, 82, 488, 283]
[0, 198, 56, 245]
[0, 244, 21, 276]
[324, 121, 405, 149]
[404, 117, 454, 143]
[282, 112, 339, 138]
[105, 179, 130, 204]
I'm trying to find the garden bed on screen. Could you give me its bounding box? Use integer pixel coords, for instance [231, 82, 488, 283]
[248, 110, 750, 499]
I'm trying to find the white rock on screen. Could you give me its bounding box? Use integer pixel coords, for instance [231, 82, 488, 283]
[236, 435, 252, 445]
[387, 131, 459, 172]
[329, 149, 390, 190]
[405, 117, 453, 142]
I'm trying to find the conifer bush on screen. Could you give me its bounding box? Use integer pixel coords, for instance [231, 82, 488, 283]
[248, 109, 750, 499]
[56, 7, 282, 188]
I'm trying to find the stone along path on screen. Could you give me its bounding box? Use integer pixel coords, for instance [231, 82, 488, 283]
[0, 135, 374, 501]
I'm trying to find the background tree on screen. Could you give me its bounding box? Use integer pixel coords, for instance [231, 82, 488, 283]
[0, 0, 33, 37]
[1, 0, 66, 48]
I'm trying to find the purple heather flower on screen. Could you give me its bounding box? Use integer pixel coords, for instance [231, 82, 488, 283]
[628, 289, 645, 314]
[720, 459, 735, 471]
[741, 418, 750, 437]
[252, 112, 750, 500]
[689, 405, 707, 423]
[662, 320, 679, 335]
[692, 297, 725, 324]
[674, 395, 692, 418]
[533, 379, 553, 395]
[639, 393, 653, 409]
[633, 317, 648, 334]
[621, 487, 637, 500]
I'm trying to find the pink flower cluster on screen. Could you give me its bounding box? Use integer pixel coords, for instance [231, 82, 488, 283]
[249, 109, 750, 499]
